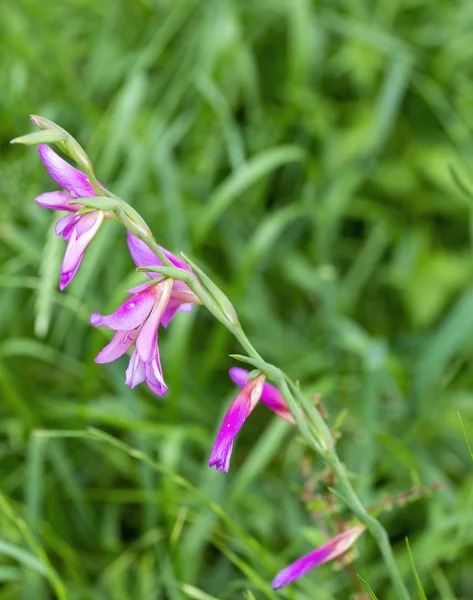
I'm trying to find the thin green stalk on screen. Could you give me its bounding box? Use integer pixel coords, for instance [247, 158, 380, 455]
[116, 201, 410, 599]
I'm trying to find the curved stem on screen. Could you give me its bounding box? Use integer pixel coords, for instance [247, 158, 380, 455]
[124, 212, 411, 599]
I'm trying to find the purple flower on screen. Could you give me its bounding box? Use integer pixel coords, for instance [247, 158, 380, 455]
[127, 232, 201, 327]
[35, 144, 105, 290]
[209, 373, 266, 473]
[229, 367, 295, 424]
[272, 525, 365, 589]
[90, 277, 174, 396]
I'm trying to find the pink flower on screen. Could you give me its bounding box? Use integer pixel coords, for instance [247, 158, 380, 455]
[127, 232, 201, 327]
[35, 144, 104, 290]
[209, 373, 266, 473]
[229, 367, 295, 424]
[90, 278, 174, 396]
[272, 526, 365, 589]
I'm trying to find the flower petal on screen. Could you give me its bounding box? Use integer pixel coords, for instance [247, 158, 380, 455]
[55, 213, 79, 239]
[94, 329, 138, 364]
[127, 232, 192, 273]
[59, 210, 104, 290]
[229, 368, 295, 424]
[135, 279, 173, 362]
[90, 285, 157, 331]
[125, 349, 146, 388]
[127, 232, 162, 269]
[209, 374, 265, 473]
[38, 144, 96, 199]
[144, 350, 168, 396]
[35, 191, 81, 212]
[272, 526, 365, 589]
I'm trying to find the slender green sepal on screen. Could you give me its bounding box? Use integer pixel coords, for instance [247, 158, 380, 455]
[138, 265, 191, 281]
[71, 197, 119, 212]
[10, 131, 68, 145]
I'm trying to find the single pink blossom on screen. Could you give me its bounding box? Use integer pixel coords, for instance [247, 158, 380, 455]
[35, 144, 105, 290]
[272, 526, 365, 589]
[90, 278, 174, 396]
[209, 373, 266, 473]
[127, 232, 201, 327]
[229, 367, 295, 423]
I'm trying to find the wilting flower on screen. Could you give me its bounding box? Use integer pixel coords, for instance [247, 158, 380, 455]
[127, 232, 201, 326]
[34, 144, 105, 290]
[209, 373, 266, 473]
[90, 277, 174, 396]
[229, 367, 295, 424]
[272, 525, 365, 589]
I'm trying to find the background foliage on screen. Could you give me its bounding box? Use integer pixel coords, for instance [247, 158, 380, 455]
[1, 0, 473, 598]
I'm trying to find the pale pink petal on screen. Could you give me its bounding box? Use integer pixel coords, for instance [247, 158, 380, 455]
[90, 286, 157, 331]
[35, 191, 81, 212]
[272, 526, 365, 589]
[55, 214, 79, 239]
[38, 144, 96, 199]
[59, 210, 104, 290]
[135, 279, 173, 362]
[94, 329, 138, 364]
[144, 351, 168, 396]
[135, 308, 161, 363]
[125, 349, 146, 388]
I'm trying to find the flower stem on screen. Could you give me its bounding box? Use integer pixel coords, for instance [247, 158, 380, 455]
[125, 212, 411, 599]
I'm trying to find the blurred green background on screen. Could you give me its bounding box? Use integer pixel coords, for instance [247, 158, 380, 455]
[1, 0, 473, 598]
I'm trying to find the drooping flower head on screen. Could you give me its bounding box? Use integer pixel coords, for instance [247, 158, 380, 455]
[209, 373, 266, 473]
[272, 525, 365, 589]
[127, 232, 201, 326]
[90, 277, 174, 396]
[35, 144, 105, 290]
[229, 367, 295, 424]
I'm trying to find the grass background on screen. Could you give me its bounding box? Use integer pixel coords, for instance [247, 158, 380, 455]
[1, 0, 473, 598]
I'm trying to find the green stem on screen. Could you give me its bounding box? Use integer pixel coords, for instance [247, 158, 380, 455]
[327, 453, 410, 600]
[126, 212, 410, 600]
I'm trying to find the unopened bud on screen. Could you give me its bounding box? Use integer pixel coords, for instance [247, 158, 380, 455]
[181, 253, 239, 326]
[30, 114, 93, 172]
[118, 205, 152, 240]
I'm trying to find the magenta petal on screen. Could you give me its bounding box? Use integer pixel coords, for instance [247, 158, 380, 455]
[209, 375, 265, 473]
[272, 526, 366, 589]
[91, 287, 157, 331]
[127, 232, 192, 273]
[35, 191, 81, 212]
[125, 349, 146, 388]
[38, 144, 96, 199]
[127, 232, 162, 269]
[126, 281, 153, 295]
[229, 368, 295, 424]
[59, 210, 104, 290]
[94, 329, 138, 364]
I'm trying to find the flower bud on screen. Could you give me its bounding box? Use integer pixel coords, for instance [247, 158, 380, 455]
[30, 115, 93, 173]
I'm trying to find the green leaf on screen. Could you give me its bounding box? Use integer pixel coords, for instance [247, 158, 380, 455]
[406, 538, 428, 600]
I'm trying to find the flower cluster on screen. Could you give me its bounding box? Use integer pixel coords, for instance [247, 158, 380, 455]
[29, 132, 365, 590]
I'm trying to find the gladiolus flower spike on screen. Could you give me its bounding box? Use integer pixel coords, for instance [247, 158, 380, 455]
[91, 278, 174, 396]
[272, 525, 366, 589]
[35, 144, 105, 290]
[209, 373, 266, 473]
[229, 367, 295, 424]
